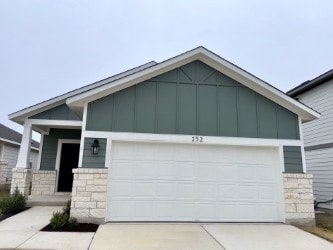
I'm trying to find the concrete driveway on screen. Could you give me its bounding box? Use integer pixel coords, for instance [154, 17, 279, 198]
[90, 223, 333, 250]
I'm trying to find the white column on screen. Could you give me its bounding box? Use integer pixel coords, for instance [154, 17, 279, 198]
[16, 122, 32, 168]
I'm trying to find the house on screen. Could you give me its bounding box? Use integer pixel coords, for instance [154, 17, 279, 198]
[288, 69, 333, 209]
[8, 47, 320, 225]
[0, 123, 39, 189]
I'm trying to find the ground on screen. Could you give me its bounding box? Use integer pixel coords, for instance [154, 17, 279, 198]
[298, 210, 333, 243]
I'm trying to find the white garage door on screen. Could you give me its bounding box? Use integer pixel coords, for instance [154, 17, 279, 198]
[107, 142, 284, 222]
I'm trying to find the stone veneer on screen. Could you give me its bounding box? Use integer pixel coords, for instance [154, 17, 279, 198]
[71, 168, 108, 224]
[10, 168, 32, 196]
[31, 170, 57, 195]
[0, 161, 9, 189]
[283, 173, 315, 226]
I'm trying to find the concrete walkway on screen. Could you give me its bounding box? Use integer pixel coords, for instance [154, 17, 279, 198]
[1, 208, 333, 250]
[90, 223, 333, 250]
[0, 206, 94, 250]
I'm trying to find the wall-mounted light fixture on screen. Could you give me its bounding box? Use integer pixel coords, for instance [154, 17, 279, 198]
[91, 139, 100, 155]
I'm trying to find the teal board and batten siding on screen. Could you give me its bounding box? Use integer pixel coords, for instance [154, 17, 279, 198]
[30, 104, 80, 121]
[86, 61, 300, 140]
[82, 138, 106, 168]
[283, 146, 303, 173]
[40, 129, 81, 170]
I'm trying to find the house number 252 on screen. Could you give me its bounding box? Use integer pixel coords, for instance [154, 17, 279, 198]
[192, 136, 203, 142]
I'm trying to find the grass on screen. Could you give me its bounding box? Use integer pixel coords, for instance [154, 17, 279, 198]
[298, 212, 333, 243]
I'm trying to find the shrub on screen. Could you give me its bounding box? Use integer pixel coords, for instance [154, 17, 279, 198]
[68, 217, 78, 228]
[63, 200, 71, 216]
[0, 189, 26, 214]
[50, 211, 69, 229]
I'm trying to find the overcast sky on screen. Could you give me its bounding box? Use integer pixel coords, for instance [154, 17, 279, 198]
[1, 0, 333, 141]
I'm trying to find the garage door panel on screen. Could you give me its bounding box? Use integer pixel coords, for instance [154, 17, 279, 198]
[196, 183, 218, 199]
[258, 185, 279, 201]
[107, 142, 283, 222]
[108, 181, 132, 198]
[217, 184, 238, 200]
[109, 161, 134, 179]
[197, 203, 217, 220]
[176, 182, 196, 199]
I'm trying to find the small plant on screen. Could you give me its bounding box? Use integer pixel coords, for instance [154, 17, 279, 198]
[50, 211, 69, 229]
[68, 217, 78, 228]
[0, 188, 26, 214]
[63, 199, 71, 216]
[49, 200, 78, 229]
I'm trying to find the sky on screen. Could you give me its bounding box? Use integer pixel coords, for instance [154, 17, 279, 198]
[1, 0, 333, 141]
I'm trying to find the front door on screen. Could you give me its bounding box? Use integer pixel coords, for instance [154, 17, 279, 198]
[57, 143, 80, 192]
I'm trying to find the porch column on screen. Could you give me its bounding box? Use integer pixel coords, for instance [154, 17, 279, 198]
[16, 123, 32, 168]
[11, 122, 33, 195]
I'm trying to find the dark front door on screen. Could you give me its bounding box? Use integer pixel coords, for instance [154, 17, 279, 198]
[57, 143, 80, 192]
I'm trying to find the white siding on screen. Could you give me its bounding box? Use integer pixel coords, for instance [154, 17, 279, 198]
[2, 144, 19, 184]
[297, 79, 333, 208]
[306, 148, 333, 209]
[297, 79, 333, 146]
[1, 143, 39, 184]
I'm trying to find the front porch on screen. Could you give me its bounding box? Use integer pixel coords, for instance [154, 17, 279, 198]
[27, 194, 71, 207]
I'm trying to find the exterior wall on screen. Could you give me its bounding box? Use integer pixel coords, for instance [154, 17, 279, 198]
[10, 168, 32, 196]
[306, 147, 333, 209]
[283, 173, 315, 226]
[297, 79, 333, 146]
[283, 146, 303, 173]
[31, 170, 56, 195]
[71, 168, 108, 224]
[0, 143, 38, 186]
[40, 129, 81, 170]
[296, 79, 333, 208]
[82, 138, 106, 168]
[0, 161, 9, 189]
[86, 61, 299, 140]
[30, 104, 80, 121]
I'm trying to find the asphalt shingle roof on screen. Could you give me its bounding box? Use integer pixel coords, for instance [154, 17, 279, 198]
[0, 123, 39, 148]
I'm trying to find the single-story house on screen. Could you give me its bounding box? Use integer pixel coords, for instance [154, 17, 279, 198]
[288, 69, 333, 209]
[9, 47, 320, 225]
[0, 123, 39, 189]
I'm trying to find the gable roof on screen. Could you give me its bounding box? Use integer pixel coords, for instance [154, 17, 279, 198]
[287, 69, 333, 97]
[9, 61, 157, 124]
[0, 123, 39, 149]
[9, 46, 320, 124]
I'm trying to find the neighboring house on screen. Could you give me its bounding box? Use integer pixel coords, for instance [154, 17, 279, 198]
[8, 47, 320, 225]
[288, 69, 333, 209]
[0, 123, 39, 189]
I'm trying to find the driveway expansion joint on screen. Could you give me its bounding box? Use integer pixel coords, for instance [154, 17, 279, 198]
[201, 224, 226, 250]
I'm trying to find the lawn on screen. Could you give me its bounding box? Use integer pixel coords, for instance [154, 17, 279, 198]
[298, 211, 333, 243]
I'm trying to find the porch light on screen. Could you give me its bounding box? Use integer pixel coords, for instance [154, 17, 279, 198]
[91, 139, 100, 155]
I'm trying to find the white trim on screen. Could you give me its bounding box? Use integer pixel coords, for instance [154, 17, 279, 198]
[105, 138, 112, 168]
[0, 137, 39, 151]
[82, 131, 303, 149]
[66, 47, 319, 122]
[16, 123, 32, 168]
[278, 145, 285, 173]
[26, 119, 82, 128]
[36, 133, 45, 170]
[55, 139, 80, 192]
[78, 103, 88, 168]
[298, 116, 307, 173]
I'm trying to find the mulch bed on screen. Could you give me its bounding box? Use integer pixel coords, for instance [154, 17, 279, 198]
[0, 207, 30, 222]
[41, 223, 99, 232]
